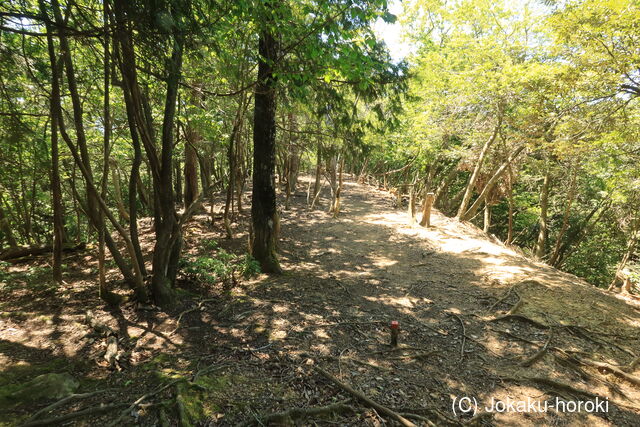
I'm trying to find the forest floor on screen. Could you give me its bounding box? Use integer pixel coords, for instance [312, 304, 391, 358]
[1, 175, 640, 426]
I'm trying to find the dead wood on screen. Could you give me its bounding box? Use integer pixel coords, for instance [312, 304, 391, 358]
[314, 366, 418, 427]
[1, 242, 85, 262]
[107, 377, 185, 427]
[85, 310, 116, 336]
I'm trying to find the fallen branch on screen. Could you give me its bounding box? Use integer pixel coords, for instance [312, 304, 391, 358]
[314, 366, 417, 427]
[169, 298, 216, 335]
[0, 242, 85, 261]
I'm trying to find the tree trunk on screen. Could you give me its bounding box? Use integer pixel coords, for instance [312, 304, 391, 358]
[183, 126, 200, 207]
[331, 156, 344, 217]
[419, 193, 435, 227]
[460, 144, 525, 221]
[534, 166, 551, 260]
[483, 201, 491, 233]
[0, 198, 18, 249]
[50, 0, 98, 231]
[506, 164, 514, 245]
[312, 143, 322, 207]
[549, 162, 578, 265]
[608, 218, 639, 291]
[41, 8, 64, 282]
[553, 199, 611, 267]
[251, 22, 282, 273]
[457, 118, 502, 219]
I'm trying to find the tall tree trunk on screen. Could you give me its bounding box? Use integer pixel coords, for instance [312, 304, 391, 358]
[608, 218, 639, 291]
[457, 118, 502, 219]
[506, 164, 515, 245]
[553, 199, 611, 267]
[312, 143, 322, 207]
[183, 126, 200, 207]
[251, 21, 282, 273]
[483, 201, 491, 233]
[150, 38, 184, 306]
[41, 9, 64, 282]
[50, 0, 98, 231]
[534, 166, 551, 260]
[0, 198, 18, 249]
[113, 0, 184, 305]
[549, 162, 578, 265]
[331, 156, 344, 217]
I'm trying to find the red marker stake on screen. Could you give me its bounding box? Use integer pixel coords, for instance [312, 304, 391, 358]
[390, 320, 399, 347]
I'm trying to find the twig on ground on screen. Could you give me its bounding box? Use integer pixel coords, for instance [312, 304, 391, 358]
[314, 366, 418, 427]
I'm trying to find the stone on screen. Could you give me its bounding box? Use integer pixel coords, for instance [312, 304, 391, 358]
[10, 373, 79, 402]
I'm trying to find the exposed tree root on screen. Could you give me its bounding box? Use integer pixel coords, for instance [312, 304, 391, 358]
[107, 362, 227, 427]
[314, 366, 418, 427]
[22, 389, 114, 425]
[169, 298, 216, 335]
[253, 400, 356, 425]
[20, 403, 127, 427]
[500, 375, 599, 400]
[625, 356, 640, 373]
[449, 313, 466, 362]
[489, 312, 549, 329]
[572, 356, 640, 388]
[519, 331, 553, 367]
[390, 350, 439, 361]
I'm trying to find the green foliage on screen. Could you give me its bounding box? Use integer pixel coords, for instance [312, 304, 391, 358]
[180, 248, 260, 285]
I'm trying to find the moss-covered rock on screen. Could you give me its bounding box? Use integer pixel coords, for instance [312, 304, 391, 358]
[174, 374, 228, 427]
[10, 373, 79, 402]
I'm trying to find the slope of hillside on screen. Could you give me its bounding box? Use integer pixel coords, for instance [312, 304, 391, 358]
[1, 176, 639, 426]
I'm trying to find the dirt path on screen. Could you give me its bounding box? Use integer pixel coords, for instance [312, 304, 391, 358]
[245, 176, 640, 426]
[1, 175, 639, 426]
